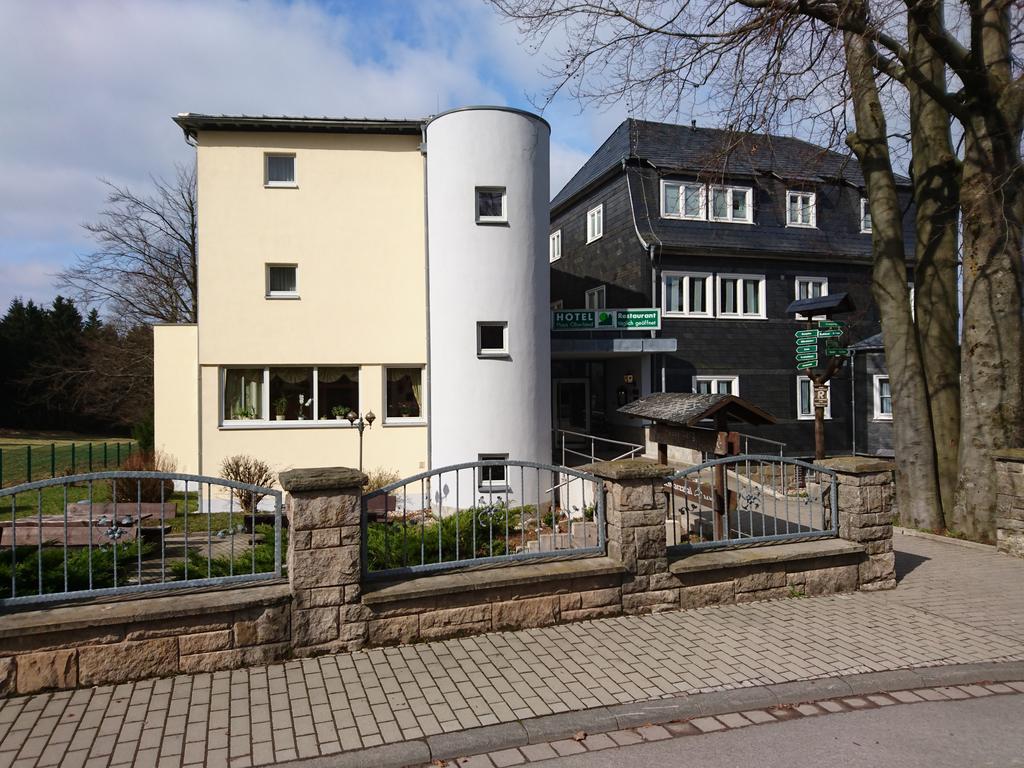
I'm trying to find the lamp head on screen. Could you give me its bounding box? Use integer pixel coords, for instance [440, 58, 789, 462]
[365, 411, 376, 426]
[346, 411, 357, 425]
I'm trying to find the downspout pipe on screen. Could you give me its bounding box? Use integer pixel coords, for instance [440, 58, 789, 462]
[421, 123, 432, 470]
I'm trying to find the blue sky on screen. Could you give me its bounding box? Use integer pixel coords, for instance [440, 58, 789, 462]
[0, 0, 641, 312]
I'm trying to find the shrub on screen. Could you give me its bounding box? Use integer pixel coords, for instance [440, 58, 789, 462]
[113, 451, 176, 503]
[0, 538, 151, 599]
[364, 467, 401, 493]
[366, 501, 533, 571]
[132, 417, 155, 452]
[220, 455, 275, 513]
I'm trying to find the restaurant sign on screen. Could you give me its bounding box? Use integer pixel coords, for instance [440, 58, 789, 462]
[552, 308, 661, 331]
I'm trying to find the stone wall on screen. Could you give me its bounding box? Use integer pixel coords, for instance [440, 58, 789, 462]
[994, 451, 1024, 558]
[0, 585, 290, 696]
[0, 458, 899, 696]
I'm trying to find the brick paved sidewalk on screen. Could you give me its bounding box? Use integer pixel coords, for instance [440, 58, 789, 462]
[1, 533, 1022, 768]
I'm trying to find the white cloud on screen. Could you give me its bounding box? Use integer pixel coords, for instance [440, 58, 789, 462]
[0, 0, 625, 310]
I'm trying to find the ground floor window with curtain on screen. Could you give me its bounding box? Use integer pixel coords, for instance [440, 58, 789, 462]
[269, 368, 314, 420]
[797, 376, 831, 419]
[223, 368, 265, 420]
[317, 367, 359, 419]
[386, 367, 424, 421]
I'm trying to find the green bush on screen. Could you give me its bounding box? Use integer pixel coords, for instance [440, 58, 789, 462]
[0, 538, 151, 599]
[367, 501, 537, 571]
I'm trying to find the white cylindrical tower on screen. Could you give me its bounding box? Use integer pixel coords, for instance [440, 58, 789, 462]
[425, 107, 552, 497]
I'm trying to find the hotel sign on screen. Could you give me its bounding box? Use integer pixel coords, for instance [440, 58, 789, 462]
[552, 308, 661, 331]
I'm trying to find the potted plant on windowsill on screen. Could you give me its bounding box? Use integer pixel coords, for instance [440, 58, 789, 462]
[297, 394, 312, 420]
[274, 397, 288, 421]
[398, 401, 415, 418]
[331, 405, 349, 421]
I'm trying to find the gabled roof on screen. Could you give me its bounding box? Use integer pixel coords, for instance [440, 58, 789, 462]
[849, 332, 885, 351]
[552, 118, 908, 211]
[618, 392, 776, 427]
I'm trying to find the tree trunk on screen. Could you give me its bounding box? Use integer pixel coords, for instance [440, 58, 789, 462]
[907, 3, 960, 526]
[953, 114, 1024, 539]
[843, 29, 944, 530]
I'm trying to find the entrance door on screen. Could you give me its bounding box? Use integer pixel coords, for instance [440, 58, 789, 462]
[553, 379, 590, 434]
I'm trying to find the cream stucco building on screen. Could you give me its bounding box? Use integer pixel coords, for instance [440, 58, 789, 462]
[154, 109, 551, 483]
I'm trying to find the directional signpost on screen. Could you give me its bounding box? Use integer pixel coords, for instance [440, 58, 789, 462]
[791, 319, 852, 458]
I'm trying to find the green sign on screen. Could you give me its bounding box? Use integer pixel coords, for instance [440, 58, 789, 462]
[796, 344, 818, 354]
[816, 329, 844, 338]
[795, 329, 818, 340]
[615, 309, 660, 329]
[818, 320, 846, 330]
[795, 353, 819, 362]
[796, 360, 817, 370]
[552, 308, 661, 331]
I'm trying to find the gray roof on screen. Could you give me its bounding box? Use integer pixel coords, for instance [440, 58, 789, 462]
[173, 113, 424, 139]
[849, 332, 885, 350]
[618, 392, 776, 427]
[552, 118, 910, 211]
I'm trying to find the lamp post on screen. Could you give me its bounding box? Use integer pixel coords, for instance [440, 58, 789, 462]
[346, 410, 376, 472]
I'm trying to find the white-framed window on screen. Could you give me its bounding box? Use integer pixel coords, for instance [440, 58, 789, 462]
[549, 229, 562, 262]
[585, 285, 607, 309]
[797, 376, 831, 420]
[786, 190, 816, 227]
[266, 264, 298, 298]
[663, 271, 712, 317]
[873, 375, 892, 420]
[264, 154, 296, 187]
[586, 204, 604, 242]
[475, 187, 507, 224]
[478, 453, 510, 490]
[693, 376, 739, 396]
[661, 180, 706, 220]
[860, 197, 872, 233]
[477, 322, 509, 357]
[709, 185, 753, 223]
[794, 276, 828, 320]
[220, 366, 359, 425]
[716, 274, 765, 318]
[384, 366, 425, 424]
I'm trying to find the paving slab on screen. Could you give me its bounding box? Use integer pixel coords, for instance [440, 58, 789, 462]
[1, 533, 1023, 768]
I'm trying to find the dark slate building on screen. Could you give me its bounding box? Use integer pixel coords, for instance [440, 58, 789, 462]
[549, 119, 910, 458]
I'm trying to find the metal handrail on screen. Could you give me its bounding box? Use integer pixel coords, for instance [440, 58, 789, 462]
[555, 429, 644, 467]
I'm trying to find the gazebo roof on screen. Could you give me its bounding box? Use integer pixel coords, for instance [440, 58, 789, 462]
[618, 392, 776, 427]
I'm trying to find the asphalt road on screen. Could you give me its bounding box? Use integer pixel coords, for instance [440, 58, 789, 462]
[540, 696, 1024, 768]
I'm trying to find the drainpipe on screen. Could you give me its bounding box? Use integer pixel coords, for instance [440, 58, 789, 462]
[421, 123, 432, 471]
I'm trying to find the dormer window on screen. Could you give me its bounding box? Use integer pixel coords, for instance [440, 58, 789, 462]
[661, 181, 706, 220]
[709, 186, 752, 223]
[787, 191, 816, 227]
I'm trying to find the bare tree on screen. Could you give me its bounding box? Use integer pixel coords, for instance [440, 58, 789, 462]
[60, 162, 198, 325]
[489, 0, 1023, 537]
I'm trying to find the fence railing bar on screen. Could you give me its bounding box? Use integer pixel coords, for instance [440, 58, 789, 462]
[137, 480, 143, 586]
[160, 480, 166, 583]
[183, 480, 189, 581]
[63, 484, 69, 593]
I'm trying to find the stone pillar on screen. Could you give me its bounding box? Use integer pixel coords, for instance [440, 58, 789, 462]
[581, 460, 677, 614]
[994, 451, 1024, 558]
[279, 467, 368, 656]
[822, 457, 897, 590]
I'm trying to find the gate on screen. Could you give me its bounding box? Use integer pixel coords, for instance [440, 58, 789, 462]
[361, 460, 605, 579]
[665, 454, 837, 551]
